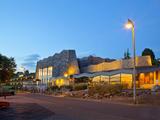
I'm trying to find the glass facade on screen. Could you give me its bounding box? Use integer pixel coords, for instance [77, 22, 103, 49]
[121, 74, 132, 88]
[91, 71, 160, 89]
[110, 74, 121, 84]
[38, 66, 53, 84]
[92, 73, 132, 88]
[48, 66, 52, 77]
[138, 72, 158, 89]
[92, 75, 109, 83]
[38, 69, 43, 83]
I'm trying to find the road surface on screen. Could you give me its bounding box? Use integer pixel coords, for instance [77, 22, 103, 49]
[0, 93, 160, 120]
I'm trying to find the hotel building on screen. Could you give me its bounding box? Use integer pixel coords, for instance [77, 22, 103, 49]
[36, 50, 160, 89]
[35, 50, 80, 87]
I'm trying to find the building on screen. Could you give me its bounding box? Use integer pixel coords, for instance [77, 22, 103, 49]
[36, 50, 160, 89]
[35, 50, 80, 87]
[74, 56, 160, 89]
[78, 55, 115, 72]
[10, 72, 36, 90]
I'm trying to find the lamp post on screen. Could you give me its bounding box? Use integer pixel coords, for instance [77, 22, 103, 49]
[125, 19, 136, 104]
[64, 73, 68, 78]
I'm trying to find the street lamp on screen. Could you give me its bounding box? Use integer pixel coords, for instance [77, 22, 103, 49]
[125, 19, 136, 104]
[64, 73, 68, 78]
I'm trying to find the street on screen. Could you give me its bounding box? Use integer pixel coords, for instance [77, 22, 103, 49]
[0, 93, 160, 120]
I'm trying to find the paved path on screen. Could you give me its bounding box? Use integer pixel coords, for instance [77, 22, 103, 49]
[0, 93, 160, 120]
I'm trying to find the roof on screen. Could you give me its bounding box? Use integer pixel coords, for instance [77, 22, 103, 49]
[136, 66, 160, 73]
[73, 66, 160, 78]
[73, 73, 94, 78]
[81, 56, 152, 73]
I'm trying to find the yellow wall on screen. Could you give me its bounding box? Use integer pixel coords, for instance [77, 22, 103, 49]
[83, 56, 152, 73]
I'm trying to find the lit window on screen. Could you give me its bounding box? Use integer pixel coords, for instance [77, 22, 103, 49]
[48, 66, 53, 76]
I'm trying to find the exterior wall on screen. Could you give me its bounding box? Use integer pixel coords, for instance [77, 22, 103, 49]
[82, 56, 152, 73]
[91, 70, 160, 89]
[121, 74, 132, 88]
[92, 76, 110, 83]
[92, 73, 132, 88]
[138, 70, 160, 89]
[36, 50, 80, 85]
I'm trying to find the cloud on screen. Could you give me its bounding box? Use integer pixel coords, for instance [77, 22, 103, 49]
[21, 62, 36, 68]
[20, 54, 40, 72]
[24, 54, 40, 61]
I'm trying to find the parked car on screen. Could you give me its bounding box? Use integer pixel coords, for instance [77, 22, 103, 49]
[151, 85, 160, 92]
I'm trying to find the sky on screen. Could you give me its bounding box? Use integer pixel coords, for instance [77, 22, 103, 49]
[0, 0, 160, 72]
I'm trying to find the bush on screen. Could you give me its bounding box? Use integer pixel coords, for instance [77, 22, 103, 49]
[74, 83, 88, 91]
[88, 83, 123, 96]
[50, 86, 59, 91]
[63, 85, 73, 91]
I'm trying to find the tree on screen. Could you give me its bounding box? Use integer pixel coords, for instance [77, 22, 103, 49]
[0, 53, 16, 83]
[142, 48, 158, 65]
[24, 70, 29, 76]
[124, 48, 131, 59]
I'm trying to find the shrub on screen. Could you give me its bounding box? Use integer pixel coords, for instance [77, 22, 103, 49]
[74, 83, 88, 91]
[63, 85, 73, 91]
[88, 83, 123, 96]
[50, 86, 59, 91]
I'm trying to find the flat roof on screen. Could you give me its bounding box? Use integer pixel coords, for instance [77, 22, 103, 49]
[73, 66, 160, 78]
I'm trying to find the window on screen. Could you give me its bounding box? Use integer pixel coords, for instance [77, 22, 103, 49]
[48, 66, 53, 77]
[101, 76, 109, 83]
[139, 72, 154, 85]
[39, 69, 43, 79]
[110, 74, 120, 84]
[121, 74, 132, 88]
[43, 68, 47, 77]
